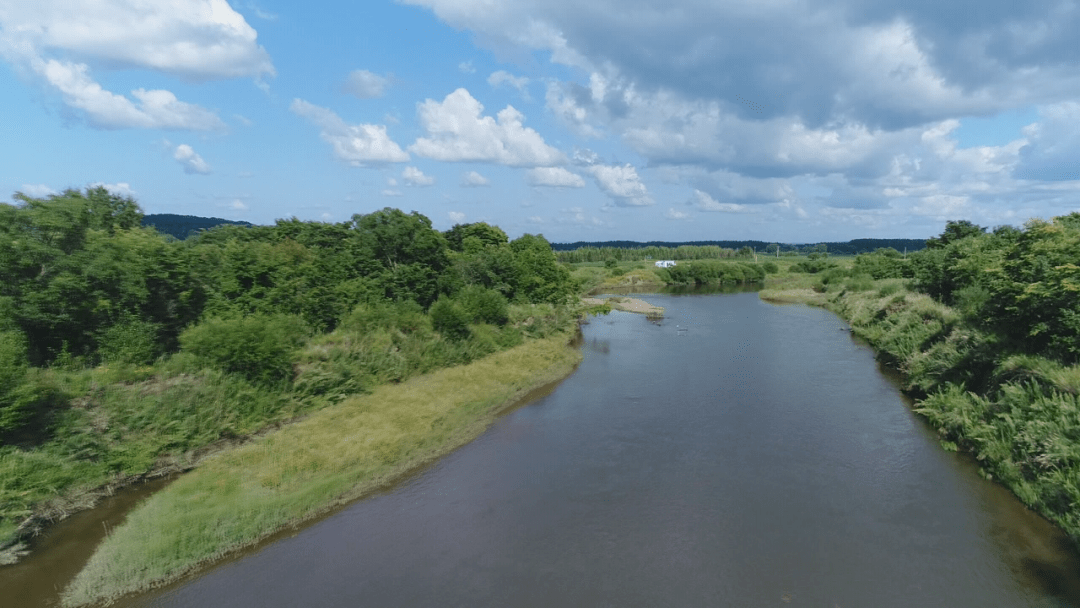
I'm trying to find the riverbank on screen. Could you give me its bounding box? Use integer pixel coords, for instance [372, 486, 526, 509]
[758, 270, 1080, 549]
[61, 332, 582, 607]
[581, 296, 664, 318]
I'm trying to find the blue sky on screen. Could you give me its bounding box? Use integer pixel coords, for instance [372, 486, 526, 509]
[2, 0, 1078, 243]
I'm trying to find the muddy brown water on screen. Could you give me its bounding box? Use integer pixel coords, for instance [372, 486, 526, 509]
[5, 290, 1080, 607]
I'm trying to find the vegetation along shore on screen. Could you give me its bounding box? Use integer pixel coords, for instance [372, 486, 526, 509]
[0, 186, 582, 579]
[571, 215, 1080, 552]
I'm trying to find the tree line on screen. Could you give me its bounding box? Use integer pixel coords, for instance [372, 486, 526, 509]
[0, 187, 575, 437]
[552, 238, 927, 261]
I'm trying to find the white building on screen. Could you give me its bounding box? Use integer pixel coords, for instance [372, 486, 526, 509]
[654, 260, 677, 268]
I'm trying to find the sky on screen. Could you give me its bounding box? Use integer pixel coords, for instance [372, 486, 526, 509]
[1, 0, 1078, 243]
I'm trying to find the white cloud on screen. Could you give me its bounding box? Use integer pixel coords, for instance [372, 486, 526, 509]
[89, 182, 136, 197]
[461, 170, 490, 187]
[233, 114, 253, 126]
[409, 88, 565, 166]
[692, 190, 748, 213]
[174, 144, 212, 175]
[20, 184, 57, 198]
[488, 70, 530, 100]
[0, 0, 274, 80]
[402, 166, 436, 186]
[665, 208, 691, 220]
[527, 215, 545, 224]
[448, 211, 466, 223]
[526, 166, 585, 188]
[556, 206, 605, 226]
[230, 199, 248, 211]
[290, 99, 409, 165]
[387, 177, 398, 186]
[28, 59, 226, 130]
[344, 70, 389, 99]
[458, 61, 476, 74]
[587, 164, 652, 206]
[381, 189, 403, 197]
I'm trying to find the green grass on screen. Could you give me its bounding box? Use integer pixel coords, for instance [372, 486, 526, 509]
[61, 334, 582, 607]
[0, 303, 576, 560]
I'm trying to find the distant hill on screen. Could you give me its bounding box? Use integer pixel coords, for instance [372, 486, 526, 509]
[549, 238, 927, 255]
[142, 214, 253, 240]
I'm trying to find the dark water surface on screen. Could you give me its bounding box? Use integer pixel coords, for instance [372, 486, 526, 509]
[8, 292, 1080, 607]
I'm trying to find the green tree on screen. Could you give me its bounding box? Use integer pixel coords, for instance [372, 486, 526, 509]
[926, 220, 986, 249]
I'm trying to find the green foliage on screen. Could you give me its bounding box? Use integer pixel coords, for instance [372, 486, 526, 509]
[454, 285, 510, 325]
[96, 314, 161, 366]
[761, 261, 779, 274]
[853, 249, 910, 279]
[444, 222, 509, 253]
[180, 314, 310, 386]
[0, 331, 30, 434]
[926, 220, 986, 249]
[790, 257, 837, 273]
[662, 261, 765, 285]
[429, 297, 471, 341]
[510, 234, 574, 304]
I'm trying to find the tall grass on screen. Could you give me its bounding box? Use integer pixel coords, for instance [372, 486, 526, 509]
[62, 335, 581, 607]
[1, 302, 575, 559]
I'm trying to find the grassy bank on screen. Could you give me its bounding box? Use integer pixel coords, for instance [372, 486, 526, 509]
[758, 259, 1080, 547]
[62, 333, 582, 607]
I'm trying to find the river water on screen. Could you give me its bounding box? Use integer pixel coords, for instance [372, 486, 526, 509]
[6, 291, 1080, 606]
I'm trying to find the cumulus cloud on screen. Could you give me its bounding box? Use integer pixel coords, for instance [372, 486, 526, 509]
[526, 167, 585, 188]
[19, 184, 57, 198]
[290, 99, 409, 165]
[381, 189, 403, 197]
[691, 190, 748, 213]
[89, 182, 136, 197]
[461, 170, 490, 187]
[402, 166, 436, 186]
[230, 199, 249, 211]
[344, 70, 389, 99]
[404, 0, 1080, 236]
[174, 144, 212, 174]
[448, 211, 466, 223]
[665, 208, 691, 220]
[586, 164, 652, 206]
[1, 0, 274, 80]
[488, 70, 530, 100]
[458, 61, 476, 74]
[0, 0, 273, 130]
[409, 88, 565, 166]
[26, 59, 226, 130]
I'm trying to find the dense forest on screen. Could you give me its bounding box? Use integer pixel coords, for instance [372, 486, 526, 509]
[141, 214, 252, 241]
[0, 187, 577, 555]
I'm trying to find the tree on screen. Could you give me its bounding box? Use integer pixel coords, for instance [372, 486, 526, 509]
[926, 220, 986, 249]
[444, 222, 509, 252]
[765, 243, 780, 256]
[350, 209, 449, 307]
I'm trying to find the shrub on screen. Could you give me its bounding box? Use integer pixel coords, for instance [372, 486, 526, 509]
[179, 314, 310, 386]
[97, 315, 161, 365]
[340, 300, 428, 335]
[762, 261, 779, 274]
[455, 285, 510, 325]
[0, 331, 30, 434]
[429, 297, 470, 341]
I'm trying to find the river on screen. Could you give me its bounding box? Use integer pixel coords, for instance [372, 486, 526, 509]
[5, 290, 1080, 606]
